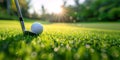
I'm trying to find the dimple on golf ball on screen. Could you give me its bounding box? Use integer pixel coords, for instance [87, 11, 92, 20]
[31, 22, 43, 34]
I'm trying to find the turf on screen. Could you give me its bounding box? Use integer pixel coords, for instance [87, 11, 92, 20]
[0, 20, 120, 60]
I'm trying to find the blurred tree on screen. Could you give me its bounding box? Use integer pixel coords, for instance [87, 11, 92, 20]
[93, 0, 120, 21]
[31, 10, 39, 19]
[11, 0, 31, 18]
[0, 0, 7, 9]
[63, 0, 67, 6]
[41, 5, 46, 15]
[6, 0, 11, 15]
[41, 5, 47, 20]
[108, 7, 120, 21]
[19, 0, 31, 17]
[0, 0, 120, 22]
[11, 0, 17, 15]
[60, 0, 68, 22]
[0, 0, 11, 14]
[75, 0, 80, 7]
[77, 0, 120, 22]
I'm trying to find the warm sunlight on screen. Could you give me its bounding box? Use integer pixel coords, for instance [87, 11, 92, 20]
[29, 0, 85, 14]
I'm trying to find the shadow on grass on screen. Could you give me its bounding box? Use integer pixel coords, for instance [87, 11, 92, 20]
[0, 34, 38, 59]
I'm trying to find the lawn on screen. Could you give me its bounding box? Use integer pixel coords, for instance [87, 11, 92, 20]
[0, 20, 120, 60]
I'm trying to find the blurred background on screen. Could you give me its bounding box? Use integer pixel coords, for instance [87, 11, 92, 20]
[0, 0, 120, 22]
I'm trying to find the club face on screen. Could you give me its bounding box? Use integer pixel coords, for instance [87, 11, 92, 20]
[24, 31, 38, 36]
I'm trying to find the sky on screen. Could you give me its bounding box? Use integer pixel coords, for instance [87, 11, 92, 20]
[28, 0, 85, 14]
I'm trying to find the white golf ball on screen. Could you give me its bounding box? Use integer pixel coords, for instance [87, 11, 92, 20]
[31, 22, 43, 34]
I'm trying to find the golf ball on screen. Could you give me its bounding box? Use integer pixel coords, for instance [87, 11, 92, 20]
[31, 22, 43, 34]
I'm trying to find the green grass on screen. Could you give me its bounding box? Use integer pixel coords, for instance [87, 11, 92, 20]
[0, 20, 120, 60]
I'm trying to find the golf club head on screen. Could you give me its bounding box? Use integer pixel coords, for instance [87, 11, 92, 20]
[24, 31, 38, 36]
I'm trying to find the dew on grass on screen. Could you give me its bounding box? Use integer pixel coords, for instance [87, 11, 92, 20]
[74, 53, 80, 60]
[48, 53, 54, 60]
[85, 44, 90, 49]
[41, 43, 45, 48]
[90, 48, 95, 53]
[54, 46, 60, 52]
[31, 52, 37, 58]
[66, 44, 71, 50]
[0, 20, 120, 60]
[101, 53, 108, 60]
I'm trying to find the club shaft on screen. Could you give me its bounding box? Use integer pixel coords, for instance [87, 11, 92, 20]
[14, 0, 26, 33]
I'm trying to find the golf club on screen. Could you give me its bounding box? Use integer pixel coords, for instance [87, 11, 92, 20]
[14, 0, 37, 35]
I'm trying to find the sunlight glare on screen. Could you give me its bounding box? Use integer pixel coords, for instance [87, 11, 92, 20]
[29, 0, 85, 14]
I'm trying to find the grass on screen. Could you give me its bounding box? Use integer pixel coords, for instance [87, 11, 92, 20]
[0, 20, 120, 60]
